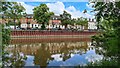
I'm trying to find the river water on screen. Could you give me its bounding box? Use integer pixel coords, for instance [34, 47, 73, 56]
[5, 38, 104, 67]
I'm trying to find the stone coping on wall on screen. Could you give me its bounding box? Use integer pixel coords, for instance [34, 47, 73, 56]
[11, 35, 93, 39]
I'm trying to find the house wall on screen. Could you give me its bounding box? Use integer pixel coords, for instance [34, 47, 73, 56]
[88, 21, 97, 30]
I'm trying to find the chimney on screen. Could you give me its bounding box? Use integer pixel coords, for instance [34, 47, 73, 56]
[89, 18, 91, 21]
[92, 19, 94, 22]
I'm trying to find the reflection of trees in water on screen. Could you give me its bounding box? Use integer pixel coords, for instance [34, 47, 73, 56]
[34, 43, 51, 67]
[90, 45, 118, 66]
[3, 44, 27, 67]
[91, 42, 118, 66]
[91, 42, 108, 57]
[6, 42, 91, 66]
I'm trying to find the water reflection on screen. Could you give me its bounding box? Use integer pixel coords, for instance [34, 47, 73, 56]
[5, 41, 103, 67]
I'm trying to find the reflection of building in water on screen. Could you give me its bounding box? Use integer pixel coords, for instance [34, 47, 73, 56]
[6, 42, 89, 55]
[6, 42, 91, 67]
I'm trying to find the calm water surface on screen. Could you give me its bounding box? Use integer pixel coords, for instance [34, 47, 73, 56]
[5, 39, 103, 67]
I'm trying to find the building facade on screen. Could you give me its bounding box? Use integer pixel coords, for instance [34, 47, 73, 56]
[1, 14, 97, 30]
[88, 18, 97, 30]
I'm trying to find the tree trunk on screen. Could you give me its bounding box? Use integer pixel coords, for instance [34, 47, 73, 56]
[14, 19, 16, 29]
[65, 24, 67, 29]
[41, 22, 45, 30]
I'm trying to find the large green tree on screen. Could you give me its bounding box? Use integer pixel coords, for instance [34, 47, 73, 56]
[0, 1, 13, 46]
[0, 2, 27, 67]
[3, 2, 25, 29]
[60, 11, 72, 28]
[0, 1, 12, 13]
[76, 17, 88, 26]
[33, 4, 54, 30]
[92, 1, 120, 55]
[90, 1, 120, 66]
[70, 18, 76, 25]
[0, 2, 11, 67]
[0, 2, 11, 64]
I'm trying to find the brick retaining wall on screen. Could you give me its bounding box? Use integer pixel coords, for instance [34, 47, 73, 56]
[11, 30, 97, 36]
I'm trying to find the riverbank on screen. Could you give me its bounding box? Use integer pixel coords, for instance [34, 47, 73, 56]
[10, 37, 91, 44]
[11, 35, 93, 39]
[10, 30, 97, 44]
[11, 30, 97, 38]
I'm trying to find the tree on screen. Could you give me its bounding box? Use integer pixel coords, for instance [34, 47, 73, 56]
[92, 1, 120, 54]
[3, 2, 26, 29]
[60, 11, 71, 28]
[0, 2, 27, 67]
[1, 24, 27, 67]
[70, 18, 76, 25]
[74, 17, 88, 30]
[90, 1, 120, 66]
[33, 4, 54, 30]
[0, 1, 12, 13]
[83, 9, 87, 13]
[76, 17, 88, 26]
[0, 1, 12, 67]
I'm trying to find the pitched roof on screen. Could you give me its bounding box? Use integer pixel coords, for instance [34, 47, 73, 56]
[50, 15, 61, 20]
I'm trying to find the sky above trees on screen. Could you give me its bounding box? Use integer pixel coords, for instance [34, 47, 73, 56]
[7, 0, 89, 2]
[19, 2, 95, 19]
[6, 0, 96, 19]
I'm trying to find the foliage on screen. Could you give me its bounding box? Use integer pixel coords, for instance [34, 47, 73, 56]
[90, 1, 120, 66]
[2, 2, 26, 29]
[1, 2, 27, 67]
[83, 9, 87, 13]
[2, 24, 11, 46]
[33, 4, 54, 30]
[60, 11, 71, 20]
[6, 20, 20, 26]
[92, 1, 120, 56]
[60, 11, 88, 28]
[2, 51, 27, 67]
[60, 11, 71, 27]
[0, 24, 11, 67]
[87, 58, 118, 67]
[76, 17, 88, 26]
[1, 16, 27, 68]
[0, 2, 12, 67]
[0, 2, 12, 13]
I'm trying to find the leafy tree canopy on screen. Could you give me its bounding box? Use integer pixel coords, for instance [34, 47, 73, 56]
[60, 11, 71, 27]
[76, 17, 88, 26]
[1, 2, 26, 29]
[33, 4, 54, 24]
[91, 1, 120, 58]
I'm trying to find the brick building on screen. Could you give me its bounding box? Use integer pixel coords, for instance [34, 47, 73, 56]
[49, 15, 61, 25]
[1, 14, 62, 24]
[1, 14, 97, 30]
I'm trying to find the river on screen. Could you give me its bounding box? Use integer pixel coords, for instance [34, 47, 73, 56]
[5, 38, 104, 67]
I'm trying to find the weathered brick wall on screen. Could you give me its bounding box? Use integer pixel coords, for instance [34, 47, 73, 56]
[11, 30, 97, 36]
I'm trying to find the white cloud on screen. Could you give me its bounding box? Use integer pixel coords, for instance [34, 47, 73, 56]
[8, 0, 89, 2]
[86, 3, 95, 9]
[46, 1, 65, 15]
[8, 0, 50, 2]
[66, 6, 76, 12]
[66, 6, 94, 19]
[19, 2, 94, 19]
[19, 2, 35, 14]
[47, 2, 94, 19]
[16, 0, 116, 2]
